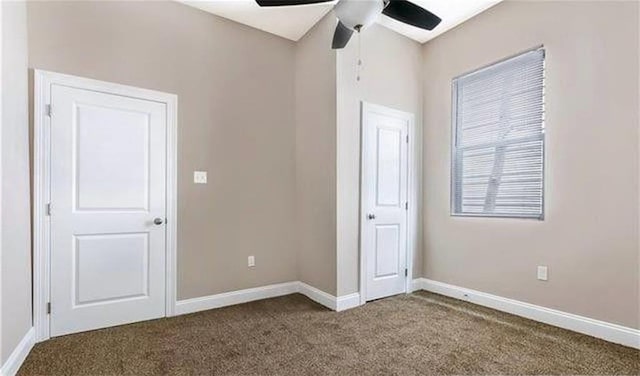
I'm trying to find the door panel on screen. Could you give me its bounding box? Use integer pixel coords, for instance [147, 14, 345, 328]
[362, 104, 409, 302]
[50, 84, 166, 337]
[376, 128, 402, 206]
[74, 233, 149, 305]
[75, 103, 150, 211]
[374, 225, 400, 278]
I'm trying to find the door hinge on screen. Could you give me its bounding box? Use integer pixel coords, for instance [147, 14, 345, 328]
[46, 203, 51, 216]
[405, 202, 408, 210]
[405, 269, 408, 277]
[406, 135, 409, 143]
[46, 302, 51, 314]
[46, 104, 52, 117]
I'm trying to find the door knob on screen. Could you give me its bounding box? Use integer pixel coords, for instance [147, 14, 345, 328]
[153, 218, 164, 225]
[367, 214, 376, 220]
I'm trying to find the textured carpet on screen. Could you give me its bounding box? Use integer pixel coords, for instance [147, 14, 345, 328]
[19, 291, 639, 375]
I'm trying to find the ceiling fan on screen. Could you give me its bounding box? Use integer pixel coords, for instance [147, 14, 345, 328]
[255, 0, 442, 49]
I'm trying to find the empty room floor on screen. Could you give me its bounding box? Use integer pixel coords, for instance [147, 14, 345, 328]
[19, 291, 639, 375]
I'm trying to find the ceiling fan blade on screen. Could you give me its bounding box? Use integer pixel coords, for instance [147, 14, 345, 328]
[332, 21, 354, 49]
[382, 0, 441, 31]
[255, 0, 333, 6]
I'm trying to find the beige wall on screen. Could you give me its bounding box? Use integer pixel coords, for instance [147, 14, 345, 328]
[27, 0, 298, 299]
[336, 23, 423, 296]
[1, 0, 33, 364]
[422, 0, 639, 328]
[295, 13, 337, 295]
[293, 18, 424, 297]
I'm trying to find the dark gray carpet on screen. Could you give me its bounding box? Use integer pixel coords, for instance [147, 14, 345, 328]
[19, 291, 640, 375]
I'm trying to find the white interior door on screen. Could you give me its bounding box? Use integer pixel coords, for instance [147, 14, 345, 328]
[50, 84, 167, 337]
[361, 103, 410, 302]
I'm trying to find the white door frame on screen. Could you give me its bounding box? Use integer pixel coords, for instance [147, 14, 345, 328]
[359, 102, 417, 305]
[33, 70, 178, 342]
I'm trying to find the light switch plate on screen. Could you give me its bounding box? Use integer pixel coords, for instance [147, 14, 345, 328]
[248, 256, 255, 267]
[537, 266, 548, 281]
[193, 171, 207, 184]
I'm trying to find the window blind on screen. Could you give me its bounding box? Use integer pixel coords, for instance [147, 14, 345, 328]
[452, 48, 545, 219]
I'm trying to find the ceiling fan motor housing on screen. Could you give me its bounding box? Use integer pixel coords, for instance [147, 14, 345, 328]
[334, 0, 385, 31]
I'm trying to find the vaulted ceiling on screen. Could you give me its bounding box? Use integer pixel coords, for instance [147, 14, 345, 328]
[178, 0, 502, 43]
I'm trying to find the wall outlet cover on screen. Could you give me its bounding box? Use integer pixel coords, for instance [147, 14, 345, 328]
[537, 266, 548, 281]
[194, 171, 207, 184]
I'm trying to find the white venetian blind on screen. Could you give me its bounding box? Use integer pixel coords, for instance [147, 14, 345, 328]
[452, 48, 545, 219]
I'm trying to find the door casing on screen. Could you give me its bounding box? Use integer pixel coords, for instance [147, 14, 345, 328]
[359, 102, 418, 305]
[33, 70, 178, 342]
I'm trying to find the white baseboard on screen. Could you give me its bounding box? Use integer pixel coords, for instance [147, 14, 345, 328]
[175, 281, 362, 316]
[414, 278, 640, 349]
[1, 327, 35, 376]
[297, 282, 337, 310]
[175, 282, 299, 315]
[336, 293, 360, 312]
[411, 278, 423, 293]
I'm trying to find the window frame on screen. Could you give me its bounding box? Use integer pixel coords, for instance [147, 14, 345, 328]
[450, 46, 546, 220]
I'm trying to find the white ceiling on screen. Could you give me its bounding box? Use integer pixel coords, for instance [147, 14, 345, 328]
[378, 0, 502, 43]
[179, 0, 502, 43]
[178, 0, 336, 41]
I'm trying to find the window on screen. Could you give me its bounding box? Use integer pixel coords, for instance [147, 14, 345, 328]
[451, 48, 545, 219]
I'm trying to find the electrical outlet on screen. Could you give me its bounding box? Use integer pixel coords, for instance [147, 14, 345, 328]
[248, 256, 255, 267]
[537, 266, 548, 281]
[193, 171, 207, 184]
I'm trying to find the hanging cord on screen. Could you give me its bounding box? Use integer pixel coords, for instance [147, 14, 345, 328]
[356, 26, 363, 82]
